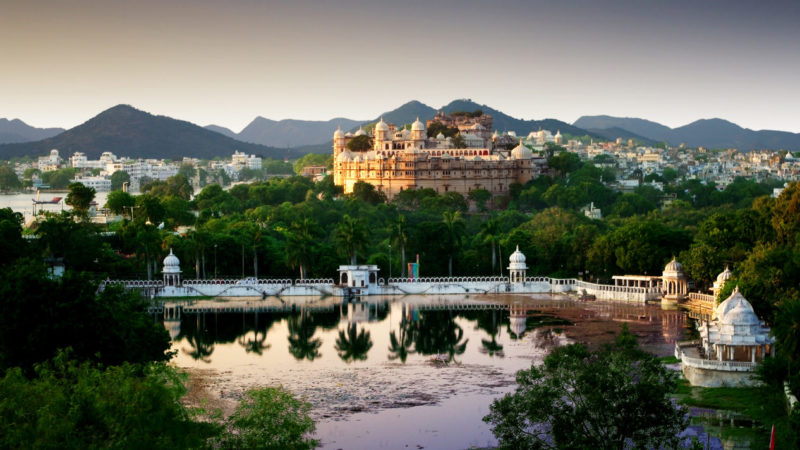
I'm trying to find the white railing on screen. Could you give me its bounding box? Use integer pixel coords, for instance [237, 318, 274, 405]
[675, 342, 756, 371]
[573, 280, 654, 294]
[689, 292, 716, 304]
[103, 280, 164, 288]
[387, 276, 509, 284]
[295, 278, 335, 285]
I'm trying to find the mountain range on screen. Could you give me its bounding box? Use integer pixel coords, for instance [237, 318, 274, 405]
[0, 105, 295, 160]
[2, 102, 798, 161]
[0, 118, 64, 144]
[573, 115, 800, 150]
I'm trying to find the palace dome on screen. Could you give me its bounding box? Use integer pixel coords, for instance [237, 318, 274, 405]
[555, 130, 562, 138]
[163, 249, 181, 274]
[511, 139, 533, 160]
[714, 287, 752, 320]
[720, 301, 761, 326]
[436, 132, 445, 140]
[411, 117, 425, 132]
[354, 126, 366, 136]
[716, 266, 733, 284]
[375, 118, 389, 132]
[664, 258, 683, 273]
[509, 246, 526, 265]
[334, 126, 344, 138]
[336, 151, 353, 163]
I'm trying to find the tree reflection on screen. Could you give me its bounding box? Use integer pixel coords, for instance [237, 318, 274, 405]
[413, 310, 468, 363]
[335, 323, 373, 363]
[182, 331, 215, 363]
[476, 309, 504, 358]
[181, 313, 215, 363]
[388, 305, 415, 363]
[237, 313, 274, 356]
[287, 311, 322, 361]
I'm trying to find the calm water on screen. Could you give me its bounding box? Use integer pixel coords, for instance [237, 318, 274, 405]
[165, 294, 689, 449]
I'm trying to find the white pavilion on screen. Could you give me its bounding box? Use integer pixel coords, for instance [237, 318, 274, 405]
[676, 287, 775, 387]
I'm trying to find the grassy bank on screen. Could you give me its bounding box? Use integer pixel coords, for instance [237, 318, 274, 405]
[672, 379, 797, 447]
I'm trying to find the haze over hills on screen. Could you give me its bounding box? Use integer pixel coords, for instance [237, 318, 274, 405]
[0, 119, 64, 144]
[0, 105, 294, 160]
[574, 115, 800, 150]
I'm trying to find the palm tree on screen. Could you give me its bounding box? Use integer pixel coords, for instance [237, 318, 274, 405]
[335, 323, 373, 362]
[287, 311, 322, 361]
[237, 313, 273, 355]
[391, 215, 409, 277]
[773, 298, 800, 375]
[285, 218, 319, 279]
[335, 214, 367, 265]
[442, 211, 466, 276]
[476, 309, 504, 358]
[479, 217, 501, 275]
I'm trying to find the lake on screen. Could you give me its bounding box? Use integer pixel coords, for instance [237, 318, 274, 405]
[166, 294, 690, 449]
[0, 191, 112, 220]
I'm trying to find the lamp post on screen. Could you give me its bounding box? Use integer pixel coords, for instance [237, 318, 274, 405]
[124, 205, 139, 221]
[214, 244, 218, 279]
[388, 244, 392, 280]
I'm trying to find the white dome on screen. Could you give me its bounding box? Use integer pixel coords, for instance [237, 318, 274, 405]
[720, 301, 761, 326]
[714, 287, 753, 320]
[375, 117, 389, 132]
[664, 258, 683, 273]
[411, 117, 425, 132]
[716, 266, 733, 284]
[511, 140, 533, 160]
[163, 249, 181, 274]
[354, 126, 366, 137]
[336, 151, 353, 163]
[436, 132, 445, 140]
[334, 126, 344, 138]
[509, 245, 526, 264]
[555, 130, 562, 137]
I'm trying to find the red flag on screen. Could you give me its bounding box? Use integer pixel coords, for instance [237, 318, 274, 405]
[769, 424, 775, 450]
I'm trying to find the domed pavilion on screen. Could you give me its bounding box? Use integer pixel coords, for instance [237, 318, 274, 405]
[162, 249, 182, 287]
[507, 246, 528, 283]
[676, 287, 774, 387]
[661, 258, 688, 303]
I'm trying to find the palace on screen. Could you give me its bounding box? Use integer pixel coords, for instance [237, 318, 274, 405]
[332, 114, 548, 199]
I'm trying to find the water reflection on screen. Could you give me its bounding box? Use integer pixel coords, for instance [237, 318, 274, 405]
[287, 310, 322, 361]
[164, 296, 687, 365]
[335, 323, 373, 362]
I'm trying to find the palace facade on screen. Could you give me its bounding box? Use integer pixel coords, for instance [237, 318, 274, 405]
[332, 114, 548, 199]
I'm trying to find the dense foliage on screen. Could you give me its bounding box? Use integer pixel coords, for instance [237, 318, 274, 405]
[483, 326, 687, 449]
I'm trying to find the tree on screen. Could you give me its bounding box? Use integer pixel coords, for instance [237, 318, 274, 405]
[0, 355, 216, 449]
[218, 386, 317, 449]
[285, 218, 319, 280]
[335, 214, 367, 265]
[65, 182, 96, 213]
[0, 165, 21, 192]
[110, 170, 131, 191]
[105, 190, 136, 216]
[771, 298, 800, 375]
[484, 327, 687, 449]
[350, 180, 386, 204]
[468, 188, 491, 212]
[346, 134, 372, 152]
[479, 217, 501, 274]
[442, 211, 466, 276]
[391, 215, 409, 277]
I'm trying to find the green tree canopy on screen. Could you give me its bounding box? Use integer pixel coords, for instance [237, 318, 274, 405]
[484, 327, 687, 449]
[65, 182, 96, 213]
[110, 170, 131, 191]
[346, 134, 372, 152]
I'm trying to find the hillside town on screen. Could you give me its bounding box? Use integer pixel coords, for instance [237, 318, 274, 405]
[5, 117, 799, 200]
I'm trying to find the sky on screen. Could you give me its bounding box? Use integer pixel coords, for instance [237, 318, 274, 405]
[1, 0, 798, 133]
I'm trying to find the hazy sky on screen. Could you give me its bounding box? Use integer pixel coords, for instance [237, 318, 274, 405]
[1, 0, 798, 132]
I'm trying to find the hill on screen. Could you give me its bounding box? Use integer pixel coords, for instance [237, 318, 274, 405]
[0, 105, 294, 160]
[235, 117, 364, 147]
[369, 100, 438, 128]
[585, 127, 656, 145]
[0, 118, 64, 144]
[440, 99, 596, 138]
[574, 115, 800, 150]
